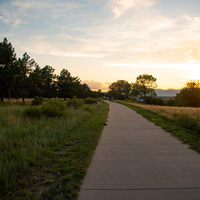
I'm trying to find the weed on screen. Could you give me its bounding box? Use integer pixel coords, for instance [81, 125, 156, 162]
[84, 97, 98, 104]
[66, 98, 83, 109]
[23, 106, 42, 118]
[0, 101, 109, 199]
[83, 105, 94, 113]
[31, 96, 44, 106]
[41, 100, 66, 117]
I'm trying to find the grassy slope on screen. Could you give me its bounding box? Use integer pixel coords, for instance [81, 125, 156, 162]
[117, 101, 200, 153]
[0, 101, 109, 200]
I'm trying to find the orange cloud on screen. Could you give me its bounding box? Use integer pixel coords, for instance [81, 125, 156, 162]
[82, 80, 110, 91]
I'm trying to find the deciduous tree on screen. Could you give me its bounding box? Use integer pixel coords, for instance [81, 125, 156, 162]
[176, 80, 200, 107]
[109, 80, 131, 100]
[131, 74, 157, 103]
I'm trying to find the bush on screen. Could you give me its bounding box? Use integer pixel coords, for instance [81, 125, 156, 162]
[66, 98, 83, 109]
[31, 96, 43, 106]
[41, 100, 67, 117]
[84, 97, 97, 104]
[166, 98, 176, 106]
[146, 97, 165, 106]
[83, 105, 94, 113]
[23, 107, 41, 118]
[173, 113, 200, 131]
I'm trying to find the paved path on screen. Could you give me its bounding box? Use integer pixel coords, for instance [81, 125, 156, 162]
[78, 101, 200, 200]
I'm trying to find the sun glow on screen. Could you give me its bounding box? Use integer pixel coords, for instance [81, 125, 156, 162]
[1, 0, 200, 92]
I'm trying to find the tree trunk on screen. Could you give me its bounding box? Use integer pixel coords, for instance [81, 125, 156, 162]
[48, 83, 50, 99]
[1, 91, 4, 103]
[143, 97, 146, 104]
[48, 90, 50, 99]
[22, 97, 25, 103]
[8, 88, 11, 100]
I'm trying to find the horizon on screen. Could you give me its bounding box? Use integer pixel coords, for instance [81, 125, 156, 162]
[92, 88, 182, 97]
[1, 0, 200, 91]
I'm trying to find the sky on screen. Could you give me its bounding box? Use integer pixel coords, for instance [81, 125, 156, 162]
[0, 0, 200, 91]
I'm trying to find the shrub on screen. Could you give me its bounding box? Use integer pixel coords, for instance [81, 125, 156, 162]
[31, 96, 43, 106]
[174, 113, 199, 131]
[23, 107, 41, 118]
[66, 98, 83, 109]
[146, 97, 165, 106]
[84, 97, 97, 104]
[83, 105, 94, 113]
[166, 98, 176, 106]
[41, 100, 67, 117]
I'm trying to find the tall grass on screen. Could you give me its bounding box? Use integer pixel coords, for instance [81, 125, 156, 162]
[0, 101, 107, 198]
[118, 101, 200, 154]
[118, 101, 200, 133]
[0, 98, 65, 107]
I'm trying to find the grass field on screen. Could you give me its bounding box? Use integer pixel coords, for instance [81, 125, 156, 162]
[117, 101, 200, 153]
[0, 98, 65, 107]
[121, 101, 200, 132]
[0, 99, 109, 199]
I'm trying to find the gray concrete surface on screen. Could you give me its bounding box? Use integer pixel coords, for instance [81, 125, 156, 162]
[78, 101, 200, 200]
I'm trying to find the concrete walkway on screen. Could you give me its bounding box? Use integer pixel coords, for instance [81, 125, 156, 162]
[78, 101, 200, 200]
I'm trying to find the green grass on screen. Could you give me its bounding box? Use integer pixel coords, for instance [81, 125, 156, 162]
[0, 101, 109, 199]
[117, 101, 200, 153]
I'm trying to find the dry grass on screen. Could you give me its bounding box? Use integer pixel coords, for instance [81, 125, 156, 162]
[2, 98, 65, 103]
[2, 98, 34, 103]
[121, 101, 200, 123]
[117, 100, 200, 155]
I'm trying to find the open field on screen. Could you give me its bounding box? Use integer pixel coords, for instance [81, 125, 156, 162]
[121, 101, 200, 132]
[117, 101, 200, 153]
[129, 102, 200, 120]
[0, 100, 109, 199]
[0, 98, 66, 105]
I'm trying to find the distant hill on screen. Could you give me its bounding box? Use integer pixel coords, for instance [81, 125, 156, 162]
[155, 89, 181, 97]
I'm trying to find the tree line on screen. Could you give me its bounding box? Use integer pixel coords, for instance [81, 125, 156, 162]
[0, 38, 98, 103]
[1, 37, 199, 107]
[108, 74, 200, 107]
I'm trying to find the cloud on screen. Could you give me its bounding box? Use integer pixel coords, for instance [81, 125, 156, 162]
[18, 35, 103, 58]
[11, 0, 80, 11]
[56, 33, 92, 42]
[98, 13, 200, 64]
[106, 62, 187, 69]
[82, 80, 110, 90]
[109, 0, 155, 18]
[13, 10, 200, 65]
[0, 33, 13, 37]
[1, 0, 200, 73]
[0, 0, 81, 26]
[64, 54, 102, 58]
[103, 62, 200, 86]
[12, 18, 23, 27]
